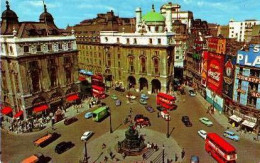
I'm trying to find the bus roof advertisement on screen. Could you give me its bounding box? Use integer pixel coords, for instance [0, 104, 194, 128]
[207, 52, 224, 95]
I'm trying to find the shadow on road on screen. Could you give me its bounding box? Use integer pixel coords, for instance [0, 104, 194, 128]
[169, 127, 175, 137]
[93, 152, 103, 163]
[113, 123, 123, 132]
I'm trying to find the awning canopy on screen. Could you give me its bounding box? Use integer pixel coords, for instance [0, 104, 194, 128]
[66, 94, 79, 102]
[78, 76, 86, 81]
[33, 105, 49, 113]
[14, 110, 23, 118]
[229, 115, 242, 123]
[242, 120, 256, 128]
[79, 70, 93, 76]
[1, 106, 12, 115]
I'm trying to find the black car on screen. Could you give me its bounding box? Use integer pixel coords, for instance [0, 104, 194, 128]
[55, 141, 74, 154]
[156, 106, 165, 112]
[115, 86, 125, 92]
[182, 116, 192, 127]
[64, 117, 78, 125]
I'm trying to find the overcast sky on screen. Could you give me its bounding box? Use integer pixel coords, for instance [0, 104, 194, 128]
[1, 0, 259, 29]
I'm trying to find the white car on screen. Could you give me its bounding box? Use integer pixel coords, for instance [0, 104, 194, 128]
[126, 95, 136, 100]
[81, 131, 93, 141]
[198, 130, 207, 140]
[189, 90, 196, 96]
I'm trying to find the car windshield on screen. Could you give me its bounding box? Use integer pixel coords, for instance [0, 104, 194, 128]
[203, 118, 209, 121]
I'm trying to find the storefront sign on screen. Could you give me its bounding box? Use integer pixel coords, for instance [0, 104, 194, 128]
[236, 74, 260, 84]
[237, 44, 260, 67]
[251, 91, 260, 98]
[207, 52, 224, 95]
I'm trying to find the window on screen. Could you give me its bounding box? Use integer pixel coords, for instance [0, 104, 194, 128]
[117, 38, 120, 42]
[107, 53, 111, 58]
[68, 43, 72, 49]
[154, 58, 159, 74]
[99, 53, 101, 58]
[118, 70, 121, 78]
[48, 44, 52, 51]
[118, 61, 120, 67]
[176, 56, 180, 59]
[24, 46, 29, 53]
[108, 60, 111, 66]
[129, 57, 134, 72]
[37, 45, 41, 52]
[158, 39, 161, 44]
[105, 37, 108, 42]
[141, 57, 146, 73]
[149, 38, 153, 44]
[118, 53, 120, 59]
[155, 26, 159, 32]
[127, 38, 130, 44]
[134, 38, 137, 44]
[58, 43, 62, 50]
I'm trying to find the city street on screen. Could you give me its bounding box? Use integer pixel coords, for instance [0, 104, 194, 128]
[1, 89, 260, 163]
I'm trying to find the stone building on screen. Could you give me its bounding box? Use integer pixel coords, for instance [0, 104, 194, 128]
[0, 1, 79, 119]
[100, 5, 175, 94]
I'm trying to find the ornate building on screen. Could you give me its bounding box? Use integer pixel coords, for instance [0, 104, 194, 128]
[0, 1, 79, 119]
[100, 5, 175, 94]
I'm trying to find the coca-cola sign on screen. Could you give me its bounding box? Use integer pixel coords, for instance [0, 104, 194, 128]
[207, 52, 224, 95]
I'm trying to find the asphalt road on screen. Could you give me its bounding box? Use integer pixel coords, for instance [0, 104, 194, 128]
[1, 89, 260, 163]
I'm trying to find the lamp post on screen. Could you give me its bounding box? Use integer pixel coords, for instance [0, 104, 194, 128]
[166, 113, 170, 138]
[109, 107, 113, 133]
[83, 140, 88, 163]
[162, 144, 165, 163]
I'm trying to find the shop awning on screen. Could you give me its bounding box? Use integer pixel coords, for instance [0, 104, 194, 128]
[242, 120, 256, 128]
[14, 110, 23, 118]
[66, 94, 79, 102]
[78, 76, 86, 81]
[33, 105, 49, 113]
[229, 115, 242, 123]
[1, 106, 12, 115]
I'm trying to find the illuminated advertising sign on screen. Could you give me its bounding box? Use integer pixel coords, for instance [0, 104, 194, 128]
[237, 44, 260, 67]
[223, 55, 236, 98]
[207, 52, 224, 95]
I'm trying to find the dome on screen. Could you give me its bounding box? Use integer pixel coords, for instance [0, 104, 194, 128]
[1, 1, 18, 20]
[39, 3, 54, 23]
[142, 5, 165, 22]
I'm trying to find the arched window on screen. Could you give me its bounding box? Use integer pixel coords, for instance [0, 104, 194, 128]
[140, 57, 146, 73]
[129, 57, 134, 72]
[154, 58, 159, 74]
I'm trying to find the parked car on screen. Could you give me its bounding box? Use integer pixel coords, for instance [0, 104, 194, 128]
[116, 99, 121, 106]
[182, 116, 192, 127]
[81, 131, 94, 141]
[190, 155, 199, 163]
[156, 106, 165, 112]
[64, 117, 78, 125]
[55, 141, 74, 154]
[111, 94, 118, 100]
[199, 117, 213, 127]
[84, 112, 93, 119]
[145, 105, 154, 113]
[115, 86, 125, 92]
[141, 94, 149, 100]
[198, 130, 207, 140]
[139, 98, 147, 105]
[189, 90, 196, 96]
[223, 130, 240, 141]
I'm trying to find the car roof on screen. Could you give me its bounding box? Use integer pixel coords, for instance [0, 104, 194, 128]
[191, 155, 199, 161]
[199, 130, 207, 133]
[224, 130, 234, 134]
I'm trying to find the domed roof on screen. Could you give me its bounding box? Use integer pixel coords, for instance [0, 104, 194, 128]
[1, 1, 18, 19]
[39, 3, 54, 23]
[143, 5, 165, 22]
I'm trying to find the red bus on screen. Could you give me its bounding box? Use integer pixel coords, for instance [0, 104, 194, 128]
[91, 74, 104, 87]
[205, 133, 237, 163]
[92, 85, 105, 99]
[156, 92, 176, 110]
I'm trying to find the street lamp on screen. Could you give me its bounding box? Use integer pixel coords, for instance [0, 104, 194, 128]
[162, 144, 165, 163]
[108, 107, 113, 133]
[166, 113, 170, 138]
[83, 140, 88, 163]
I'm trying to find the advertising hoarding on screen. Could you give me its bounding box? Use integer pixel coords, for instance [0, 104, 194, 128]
[237, 44, 260, 67]
[201, 51, 208, 87]
[207, 52, 224, 95]
[223, 55, 236, 98]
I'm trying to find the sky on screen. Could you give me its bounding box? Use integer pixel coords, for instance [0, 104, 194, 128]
[1, 0, 260, 29]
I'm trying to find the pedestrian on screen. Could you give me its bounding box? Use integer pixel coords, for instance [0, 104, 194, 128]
[181, 148, 185, 159]
[104, 156, 108, 162]
[142, 153, 146, 160]
[102, 143, 106, 149]
[122, 152, 126, 159]
[51, 116, 55, 130]
[175, 153, 178, 162]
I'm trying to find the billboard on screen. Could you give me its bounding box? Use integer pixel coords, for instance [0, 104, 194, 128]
[201, 51, 208, 87]
[207, 52, 224, 95]
[237, 44, 260, 67]
[223, 55, 236, 98]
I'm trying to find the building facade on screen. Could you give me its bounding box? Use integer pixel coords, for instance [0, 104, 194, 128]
[100, 5, 175, 94]
[228, 19, 260, 42]
[0, 1, 79, 119]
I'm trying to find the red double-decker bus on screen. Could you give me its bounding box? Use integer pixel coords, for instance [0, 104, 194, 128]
[92, 85, 105, 99]
[91, 74, 104, 87]
[156, 93, 176, 110]
[205, 133, 237, 163]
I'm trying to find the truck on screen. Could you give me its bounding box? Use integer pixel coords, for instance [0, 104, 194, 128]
[21, 153, 46, 163]
[33, 132, 60, 147]
[92, 106, 109, 122]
